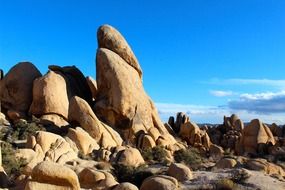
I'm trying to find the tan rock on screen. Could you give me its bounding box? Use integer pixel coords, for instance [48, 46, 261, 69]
[45, 138, 77, 164]
[137, 134, 156, 149]
[216, 158, 237, 169]
[224, 114, 244, 132]
[29, 71, 69, 119]
[113, 182, 138, 190]
[140, 175, 178, 190]
[78, 168, 118, 190]
[78, 168, 105, 189]
[67, 127, 100, 155]
[269, 123, 283, 137]
[246, 158, 285, 177]
[86, 76, 98, 100]
[115, 147, 145, 167]
[30, 161, 80, 189]
[25, 131, 77, 168]
[25, 181, 73, 190]
[167, 163, 193, 182]
[240, 119, 276, 154]
[40, 114, 69, 127]
[0, 62, 41, 113]
[179, 121, 211, 149]
[48, 65, 93, 105]
[97, 24, 142, 78]
[68, 96, 123, 148]
[95, 48, 174, 146]
[16, 149, 37, 163]
[172, 112, 190, 133]
[209, 144, 224, 160]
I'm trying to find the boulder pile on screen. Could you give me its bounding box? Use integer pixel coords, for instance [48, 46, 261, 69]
[1, 24, 285, 190]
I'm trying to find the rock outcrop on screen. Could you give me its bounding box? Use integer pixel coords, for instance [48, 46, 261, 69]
[94, 25, 177, 147]
[239, 119, 276, 155]
[167, 163, 193, 182]
[0, 62, 41, 116]
[25, 161, 80, 190]
[224, 114, 244, 132]
[86, 76, 98, 100]
[24, 131, 78, 173]
[140, 175, 178, 190]
[168, 112, 190, 133]
[179, 121, 211, 150]
[215, 158, 237, 169]
[112, 147, 145, 167]
[97, 24, 142, 78]
[66, 127, 100, 155]
[48, 65, 93, 105]
[68, 96, 123, 148]
[29, 71, 69, 124]
[245, 158, 285, 177]
[78, 167, 118, 189]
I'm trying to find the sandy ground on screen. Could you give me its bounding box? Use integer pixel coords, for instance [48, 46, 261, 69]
[180, 169, 285, 190]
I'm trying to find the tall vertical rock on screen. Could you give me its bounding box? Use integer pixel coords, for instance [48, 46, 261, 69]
[94, 25, 177, 147]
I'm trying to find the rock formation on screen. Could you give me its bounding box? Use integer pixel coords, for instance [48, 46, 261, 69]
[179, 120, 211, 150]
[29, 71, 69, 126]
[168, 112, 190, 133]
[0, 62, 41, 118]
[94, 25, 177, 147]
[68, 96, 123, 148]
[239, 119, 276, 155]
[1, 24, 285, 190]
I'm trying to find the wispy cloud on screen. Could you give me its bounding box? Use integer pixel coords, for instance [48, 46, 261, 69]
[156, 101, 285, 124]
[210, 90, 234, 97]
[229, 90, 285, 114]
[207, 78, 285, 88]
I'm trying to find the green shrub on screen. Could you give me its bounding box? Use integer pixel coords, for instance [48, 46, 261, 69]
[215, 179, 236, 190]
[174, 148, 203, 168]
[112, 164, 153, 187]
[141, 146, 168, 163]
[1, 142, 27, 177]
[1, 120, 45, 143]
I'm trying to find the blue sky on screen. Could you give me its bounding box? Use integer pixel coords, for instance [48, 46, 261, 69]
[1, 0, 285, 124]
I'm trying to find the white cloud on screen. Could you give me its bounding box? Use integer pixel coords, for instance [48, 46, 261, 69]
[228, 90, 285, 114]
[156, 102, 285, 125]
[210, 90, 234, 97]
[207, 78, 285, 88]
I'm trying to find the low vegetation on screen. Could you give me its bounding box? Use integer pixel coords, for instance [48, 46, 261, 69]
[174, 147, 203, 169]
[230, 169, 250, 185]
[112, 164, 153, 188]
[0, 118, 42, 179]
[0, 119, 45, 143]
[141, 146, 168, 164]
[1, 142, 27, 177]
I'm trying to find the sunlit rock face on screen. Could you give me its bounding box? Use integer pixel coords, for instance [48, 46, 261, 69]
[94, 25, 177, 147]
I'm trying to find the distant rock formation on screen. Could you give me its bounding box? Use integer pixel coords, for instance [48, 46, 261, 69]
[238, 119, 276, 155]
[168, 113, 211, 151]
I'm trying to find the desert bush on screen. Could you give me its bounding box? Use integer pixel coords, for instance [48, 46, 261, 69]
[1, 120, 45, 143]
[174, 148, 203, 169]
[141, 146, 168, 163]
[1, 142, 27, 177]
[215, 179, 236, 190]
[230, 169, 250, 184]
[112, 164, 153, 187]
